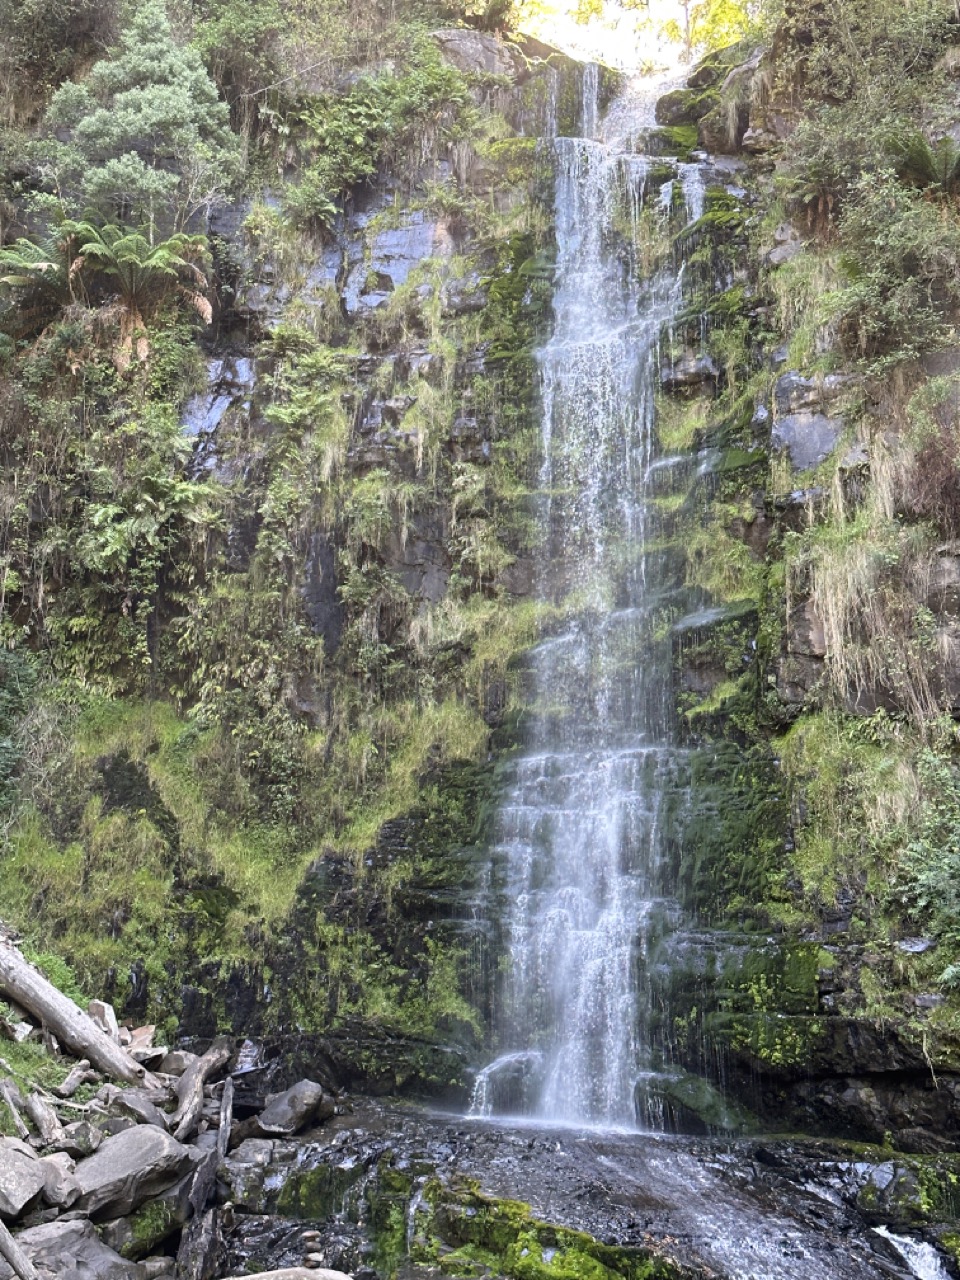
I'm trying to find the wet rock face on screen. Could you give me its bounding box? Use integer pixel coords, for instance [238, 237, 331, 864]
[217, 1100, 956, 1280]
[770, 372, 854, 472]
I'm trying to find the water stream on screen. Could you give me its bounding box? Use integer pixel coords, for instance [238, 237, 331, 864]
[472, 68, 704, 1128]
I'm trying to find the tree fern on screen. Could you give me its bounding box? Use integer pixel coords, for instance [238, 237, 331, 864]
[70, 223, 212, 366]
[888, 129, 960, 197]
[0, 226, 84, 336]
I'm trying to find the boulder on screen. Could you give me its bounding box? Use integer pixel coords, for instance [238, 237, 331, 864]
[766, 222, 802, 267]
[52, 1120, 102, 1158]
[74, 1125, 196, 1217]
[655, 87, 706, 127]
[687, 60, 722, 89]
[0, 1217, 143, 1280]
[140, 1263, 173, 1280]
[660, 350, 718, 393]
[774, 370, 854, 415]
[0, 1140, 44, 1219]
[38, 1152, 81, 1209]
[786, 598, 827, 659]
[928, 545, 960, 616]
[221, 1272, 352, 1280]
[699, 104, 740, 155]
[100, 1168, 195, 1259]
[219, 1137, 276, 1212]
[111, 1089, 170, 1129]
[257, 1079, 335, 1136]
[88, 999, 121, 1043]
[157, 1050, 198, 1078]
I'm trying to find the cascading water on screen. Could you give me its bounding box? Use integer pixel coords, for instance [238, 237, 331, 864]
[472, 69, 706, 1128]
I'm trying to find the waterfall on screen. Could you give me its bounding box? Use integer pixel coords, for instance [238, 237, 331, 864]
[472, 72, 706, 1128]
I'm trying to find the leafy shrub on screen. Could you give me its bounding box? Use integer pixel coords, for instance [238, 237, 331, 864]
[0, 0, 119, 107]
[38, 0, 239, 233]
[826, 168, 960, 367]
[0, 650, 36, 813]
[284, 45, 470, 229]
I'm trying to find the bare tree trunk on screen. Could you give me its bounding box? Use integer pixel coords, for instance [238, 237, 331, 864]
[21, 1090, 63, 1146]
[54, 1059, 100, 1099]
[0, 1219, 40, 1280]
[171, 1037, 232, 1142]
[0, 1079, 29, 1140]
[217, 1076, 233, 1160]
[0, 945, 144, 1086]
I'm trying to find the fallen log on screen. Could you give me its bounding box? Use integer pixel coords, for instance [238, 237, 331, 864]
[171, 1036, 232, 1142]
[217, 1076, 234, 1160]
[21, 1090, 63, 1146]
[54, 1059, 100, 1099]
[0, 1079, 30, 1141]
[0, 945, 144, 1086]
[0, 1220, 40, 1280]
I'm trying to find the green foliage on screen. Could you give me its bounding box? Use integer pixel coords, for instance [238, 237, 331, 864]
[890, 129, 960, 199]
[778, 0, 954, 226]
[70, 222, 212, 364]
[0, 650, 36, 813]
[897, 747, 960, 979]
[0, 0, 118, 106]
[284, 45, 471, 229]
[189, 0, 285, 130]
[0, 307, 211, 685]
[21, 946, 86, 1004]
[662, 0, 760, 58]
[0, 224, 84, 336]
[39, 0, 239, 232]
[826, 168, 960, 366]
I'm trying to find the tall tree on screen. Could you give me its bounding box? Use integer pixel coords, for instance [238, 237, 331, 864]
[38, 0, 239, 234]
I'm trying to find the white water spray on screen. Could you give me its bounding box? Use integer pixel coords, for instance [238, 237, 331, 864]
[472, 68, 705, 1127]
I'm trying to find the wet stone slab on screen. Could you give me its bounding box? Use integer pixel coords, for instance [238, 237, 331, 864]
[219, 1100, 954, 1280]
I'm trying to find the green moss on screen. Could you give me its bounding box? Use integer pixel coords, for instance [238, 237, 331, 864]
[119, 1197, 180, 1260]
[277, 1161, 369, 1219]
[647, 125, 699, 160]
[417, 1182, 682, 1280]
[674, 743, 787, 923]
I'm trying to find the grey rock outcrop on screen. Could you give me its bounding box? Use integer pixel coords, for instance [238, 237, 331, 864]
[74, 1126, 195, 1217]
[257, 1079, 335, 1136]
[37, 1153, 81, 1209]
[771, 371, 856, 471]
[0, 1141, 44, 1219]
[0, 1217, 143, 1280]
[431, 28, 523, 79]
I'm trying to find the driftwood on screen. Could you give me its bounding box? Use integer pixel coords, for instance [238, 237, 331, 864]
[0, 1079, 29, 1140]
[0, 945, 143, 1086]
[217, 1076, 234, 1160]
[21, 1089, 63, 1146]
[54, 1059, 100, 1099]
[171, 1037, 232, 1142]
[0, 1219, 40, 1280]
